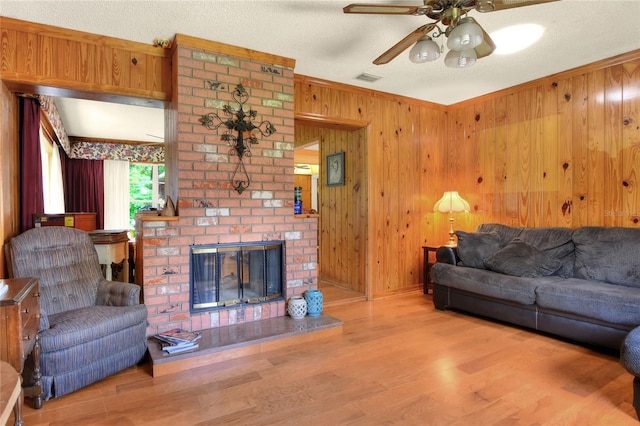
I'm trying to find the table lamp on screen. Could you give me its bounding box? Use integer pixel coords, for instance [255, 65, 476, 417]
[434, 191, 470, 246]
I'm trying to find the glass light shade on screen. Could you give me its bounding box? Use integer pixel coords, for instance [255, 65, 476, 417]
[447, 18, 484, 51]
[409, 36, 440, 63]
[444, 48, 477, 68]
[433, 191, 470, 214]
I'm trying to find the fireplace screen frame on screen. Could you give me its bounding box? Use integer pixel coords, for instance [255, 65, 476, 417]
[189, 241, 284, 313]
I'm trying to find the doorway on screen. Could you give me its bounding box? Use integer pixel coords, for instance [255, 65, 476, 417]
[294, 118, 368, 305]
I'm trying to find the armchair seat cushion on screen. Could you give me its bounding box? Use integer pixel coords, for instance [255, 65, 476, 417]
[40, 304, 148, 353]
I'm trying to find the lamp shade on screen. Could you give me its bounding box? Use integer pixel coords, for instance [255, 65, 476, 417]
[433, 191, 470, 214]
[444, 48, 477, 68]
[447, 17, 484, 51]
[409, 35, 441, 63]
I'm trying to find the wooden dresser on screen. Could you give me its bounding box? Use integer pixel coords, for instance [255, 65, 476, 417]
[0, 278, 43, 425]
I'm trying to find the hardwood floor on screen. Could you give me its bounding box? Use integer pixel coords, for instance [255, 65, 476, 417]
[18, 293, 637, 425]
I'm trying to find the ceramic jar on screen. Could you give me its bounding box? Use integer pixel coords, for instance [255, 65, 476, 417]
[305, 289, 323, 317]
[287, 296, 307, 319]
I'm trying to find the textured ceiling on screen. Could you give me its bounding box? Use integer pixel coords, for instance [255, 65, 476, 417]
[2, 0, 640, 142]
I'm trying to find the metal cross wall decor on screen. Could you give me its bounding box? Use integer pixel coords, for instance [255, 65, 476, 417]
[200, 84, 277, 194]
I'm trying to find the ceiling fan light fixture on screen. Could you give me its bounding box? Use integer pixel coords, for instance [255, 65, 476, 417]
[444, 48, 477, 68]
[409, 35, 441, 63]
[447, 17, 484, 51]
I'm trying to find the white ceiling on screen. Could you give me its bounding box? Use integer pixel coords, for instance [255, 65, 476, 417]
[2, 0, 640, 142]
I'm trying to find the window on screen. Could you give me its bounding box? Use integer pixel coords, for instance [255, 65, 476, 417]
[39, 126, 64, 214]
[129, 163, 165, 228]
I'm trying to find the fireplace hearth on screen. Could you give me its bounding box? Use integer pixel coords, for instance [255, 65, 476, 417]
[190, 241, 284, 313]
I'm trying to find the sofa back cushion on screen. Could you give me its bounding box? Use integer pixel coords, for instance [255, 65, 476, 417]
[573, 227, 640, 287]
[10, 227, 102, 315]
[455, 230, 501, 269]
[477, 224, 575, 277]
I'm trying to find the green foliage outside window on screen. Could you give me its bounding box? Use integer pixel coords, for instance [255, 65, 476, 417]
[129, 163, 165, 228]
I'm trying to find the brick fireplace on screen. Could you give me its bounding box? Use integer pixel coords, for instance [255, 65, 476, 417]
[136, 36, 317, 336]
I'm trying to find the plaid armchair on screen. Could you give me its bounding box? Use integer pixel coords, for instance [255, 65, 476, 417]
[8, 227, 148, 400]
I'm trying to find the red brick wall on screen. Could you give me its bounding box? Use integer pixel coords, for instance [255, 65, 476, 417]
[137, 45, 317, 336]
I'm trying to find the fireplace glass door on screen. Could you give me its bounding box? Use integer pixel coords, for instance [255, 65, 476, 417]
[190, 241, 283, 312]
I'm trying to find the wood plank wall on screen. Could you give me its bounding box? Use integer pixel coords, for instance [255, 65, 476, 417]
[294, 78, 448, 297]
[0, 83, 20, 277]
[295, 49, 640, 298]
[435, 51, 640, 237]
[0, 17, 170, 105]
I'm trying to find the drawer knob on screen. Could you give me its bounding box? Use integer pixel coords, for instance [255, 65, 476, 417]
[23, 334, 31, 340]
[22, 308, 29, 314]
[34, 292, 40, 297]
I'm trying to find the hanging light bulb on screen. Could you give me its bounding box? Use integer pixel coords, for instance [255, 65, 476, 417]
[409, 35, 441, 63]
[444, 48, 477, 68]
[447, 17, 484, 51]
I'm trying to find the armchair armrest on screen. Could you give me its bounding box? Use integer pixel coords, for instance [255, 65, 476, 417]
[436, 246, 459, 265]
[97, 280, 141, 306]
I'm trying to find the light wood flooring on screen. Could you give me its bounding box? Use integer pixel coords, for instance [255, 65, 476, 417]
[18, 292, 638, 425]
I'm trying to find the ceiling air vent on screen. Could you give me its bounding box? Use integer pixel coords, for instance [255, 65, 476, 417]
[355, 73, 382, 83]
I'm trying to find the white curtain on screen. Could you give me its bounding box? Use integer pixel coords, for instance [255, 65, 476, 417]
[49, 142, 65, 213]
[104, 160, 130, 230]
[40, 129, 65, 214]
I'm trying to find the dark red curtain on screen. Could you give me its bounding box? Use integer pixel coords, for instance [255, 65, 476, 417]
[64, 158, 104, 229]
[20, 97, 44, 233]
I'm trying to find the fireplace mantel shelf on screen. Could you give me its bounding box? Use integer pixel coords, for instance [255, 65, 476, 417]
[136, 215, 180, 222]
[294, 214, 318, 219]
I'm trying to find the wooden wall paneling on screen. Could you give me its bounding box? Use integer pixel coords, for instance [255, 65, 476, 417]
[0, 83, 20, 278]
[479, 99, 496, 227]
[504, 93, 520, 225]
[37, 35, 53, 79]
[604, 65, 624, 226]
[370, 99, 385, 295]
[463, 103, 479, 231]
[587, 69, 606, 225]
[53, 38, 77, 81]
[517, 89, 532, 227]
[556, 78, 574, 227]
[531, 86, 544, 227]
[572, 74, 589, 227]
[130, 51, 147, 90]
[1, 28, 17, 73]
[542, 81, 559, 226]
[493, 96, 507, 225]
[622, 60, 640, 226]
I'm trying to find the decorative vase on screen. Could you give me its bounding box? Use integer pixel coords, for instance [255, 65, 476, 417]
[287, 296, 307, 319]
[305, 289, 323, 317]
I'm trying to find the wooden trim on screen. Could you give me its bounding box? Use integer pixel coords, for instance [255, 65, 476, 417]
[295, 112, 369, 130]
[0, 17, 170, 57]
[174, 34, 295, 69]
[295, 74, 448, 110]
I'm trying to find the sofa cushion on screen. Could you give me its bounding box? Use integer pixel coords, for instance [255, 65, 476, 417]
[455, 230, 501, 269]
[573, 227, 640, 288]
[40, 304, 149, 353]
[484, 239, 563, 278]
[517, 227, 575, 278]
[477, 223, 524, 246]
[432, 262, 564, 305]
[535, 278, 640, 326]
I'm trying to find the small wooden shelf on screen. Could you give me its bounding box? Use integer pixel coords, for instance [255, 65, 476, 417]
[136, 215, 180, 222]
[294, 214, 319, 219]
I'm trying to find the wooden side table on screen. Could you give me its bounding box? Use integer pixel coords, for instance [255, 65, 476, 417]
[0, 277, 43, 425]
[422, 246, 439, 294]
[0, 361, 21, 426]
[89, 230, 130, 282]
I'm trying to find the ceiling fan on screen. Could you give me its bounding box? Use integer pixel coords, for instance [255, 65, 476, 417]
[343, 0, 559, 67]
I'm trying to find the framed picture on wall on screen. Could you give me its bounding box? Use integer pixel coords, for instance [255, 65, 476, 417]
[326, 151, 345, 187]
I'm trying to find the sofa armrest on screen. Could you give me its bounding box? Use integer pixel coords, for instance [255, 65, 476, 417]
[96, 280, 141, 306]
[436, 246, 458, 265]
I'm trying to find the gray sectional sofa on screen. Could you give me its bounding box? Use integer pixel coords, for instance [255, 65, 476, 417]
[431, 223, 640, 351]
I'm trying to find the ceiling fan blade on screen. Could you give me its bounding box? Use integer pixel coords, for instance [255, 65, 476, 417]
[474, 28, 496, 59]
[343, 3, 431, 16]
[475, 0, 559, 13]
[373, 24, 436, 65]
